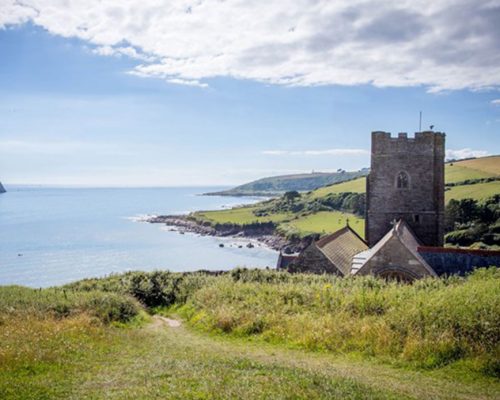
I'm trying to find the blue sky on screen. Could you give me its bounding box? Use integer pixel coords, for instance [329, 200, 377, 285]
[1, 1, 499, 186]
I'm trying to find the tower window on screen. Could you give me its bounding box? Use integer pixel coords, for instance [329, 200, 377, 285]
[413, 214, 420, 223]
[396, 171, 409, 189]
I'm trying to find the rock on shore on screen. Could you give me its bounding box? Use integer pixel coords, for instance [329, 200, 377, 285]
[0, 182, 6, 194]
[146, 214, 292, 251]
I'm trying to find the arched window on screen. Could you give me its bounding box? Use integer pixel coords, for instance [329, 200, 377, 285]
[396, 171, 409, 189]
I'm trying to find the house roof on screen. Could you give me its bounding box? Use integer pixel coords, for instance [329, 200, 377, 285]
[315, 225, 368, 276]
[354, 220, 437, 277]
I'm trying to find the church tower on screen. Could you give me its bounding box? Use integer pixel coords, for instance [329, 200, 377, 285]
[365, 131, 445, 247]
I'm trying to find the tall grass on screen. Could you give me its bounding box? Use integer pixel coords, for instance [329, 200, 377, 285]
[22, 268, 500, 377]
[178, 268, 500, 376]
[0, 286, 141, 324]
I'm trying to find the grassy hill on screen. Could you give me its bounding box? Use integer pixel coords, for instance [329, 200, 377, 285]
[205, 169, 369, 196]
[193, 156, 500, 240]
[1, 269, 499, 399]
[305, 155, 500, 200]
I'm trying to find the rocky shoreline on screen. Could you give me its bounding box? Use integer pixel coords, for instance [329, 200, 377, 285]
[146, 214, 296, 251]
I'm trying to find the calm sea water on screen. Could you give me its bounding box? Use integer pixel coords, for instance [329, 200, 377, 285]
[0, 186, 278, 287]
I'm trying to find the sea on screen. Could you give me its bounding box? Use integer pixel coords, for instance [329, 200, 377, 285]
[0, 186, 278, 288]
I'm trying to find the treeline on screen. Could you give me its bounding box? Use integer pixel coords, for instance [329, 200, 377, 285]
[445, 176, 500, 187]
[445, 195, 500, 247]
[255, 191, 366, 216]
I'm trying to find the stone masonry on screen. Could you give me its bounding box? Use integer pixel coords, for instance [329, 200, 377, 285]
[365, 131, 445, 247]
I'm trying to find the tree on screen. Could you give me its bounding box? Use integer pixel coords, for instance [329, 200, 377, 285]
[283, 191, 301, 203]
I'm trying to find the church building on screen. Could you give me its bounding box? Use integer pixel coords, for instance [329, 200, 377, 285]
[279, 131, 500, 280]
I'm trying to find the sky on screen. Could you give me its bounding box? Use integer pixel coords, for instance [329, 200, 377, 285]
[1, 0, 499, 186]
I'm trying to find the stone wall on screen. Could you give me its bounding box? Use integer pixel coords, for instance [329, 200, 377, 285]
[418, 247, 500, 276]
[366, 131, 445, 247]
[288, 243, 343, 275]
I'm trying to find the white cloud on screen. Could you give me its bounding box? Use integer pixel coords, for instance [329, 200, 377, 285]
[166, 78, 208, 88]
[491, 99, 500, 105]
[446, 148, 489, 160]
[92, 45, 157, 62]
[262, 148, 368, 156]
[1, 1, 500, 91]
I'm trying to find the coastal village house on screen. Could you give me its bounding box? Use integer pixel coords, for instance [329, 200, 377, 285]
[278, 131, 500, 280]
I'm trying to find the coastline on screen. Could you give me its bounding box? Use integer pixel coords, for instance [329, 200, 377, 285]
[146, 214, 290, 251]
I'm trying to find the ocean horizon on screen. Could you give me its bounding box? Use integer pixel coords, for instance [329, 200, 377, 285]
[0, 186, 278, 288]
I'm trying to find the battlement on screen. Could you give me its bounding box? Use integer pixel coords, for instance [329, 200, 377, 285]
[372, 131, 445, 141]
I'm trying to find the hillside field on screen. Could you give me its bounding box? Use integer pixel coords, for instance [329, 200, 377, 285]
[278, 211, 365, 237]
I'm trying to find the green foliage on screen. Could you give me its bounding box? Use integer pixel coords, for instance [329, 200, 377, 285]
[283, 190, 301, 203]
[445, 195, 500, 247]
[66, 270, 218, 309]
[0, 286, 141, 323]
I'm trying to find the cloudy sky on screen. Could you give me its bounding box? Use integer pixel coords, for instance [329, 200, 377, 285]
[1, 0, 499, 186]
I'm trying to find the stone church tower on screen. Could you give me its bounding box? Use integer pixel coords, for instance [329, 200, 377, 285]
[365, 131, 445, 247]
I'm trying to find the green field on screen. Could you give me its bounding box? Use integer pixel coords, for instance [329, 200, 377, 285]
[279, 211, 364, 238]
[445, 165, 494, 183]
[445, 180, 500, 202]
[2, 270, 499, 399]
[309, 177, 366, 198]
[195, 206, 291, 225]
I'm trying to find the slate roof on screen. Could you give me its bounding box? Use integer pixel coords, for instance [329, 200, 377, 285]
[354, 220, 437, 277]
[315, 225, 368, 275]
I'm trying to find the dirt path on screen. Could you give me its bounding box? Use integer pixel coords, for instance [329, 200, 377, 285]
[151, 315, 182, 328]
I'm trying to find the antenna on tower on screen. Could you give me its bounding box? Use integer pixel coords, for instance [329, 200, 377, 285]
[419, 111, 422, 132]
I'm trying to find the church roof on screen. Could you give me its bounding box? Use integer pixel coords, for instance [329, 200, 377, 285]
[315, 225, 368, 276]
[354, 220, 437, 277]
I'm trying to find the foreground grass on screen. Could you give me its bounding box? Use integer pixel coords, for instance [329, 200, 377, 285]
[1, 312, 498, 399]
[1, 270, 500, 398]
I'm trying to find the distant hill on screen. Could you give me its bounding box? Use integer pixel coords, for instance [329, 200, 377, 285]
[205, 169, 370, 196]
[0, 182, 5, 193]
